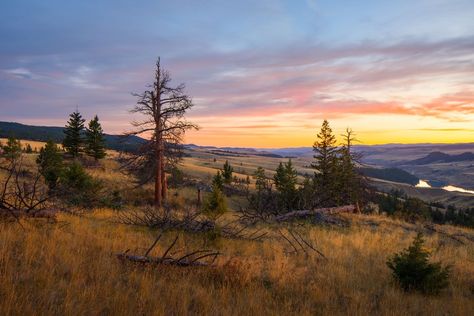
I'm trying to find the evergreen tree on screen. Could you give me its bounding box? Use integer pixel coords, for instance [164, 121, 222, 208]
[212, 170, 224, 190]
[298, 176, 316, 209]
[339, 128, 362, 206]
[274, 159, 298, 211]
[2, 136, 22, 161]
[253, 167, 268, 192]
[222, 160, 233, 184]
[202, 183, 227, 219]
[60, 161, 101, 206]
[36, 140, 63, 189]
[248, 166, 279, 216]
[85, 115, 106, 160]
[312, 120, 339, 206]
[387, 233, 450, 294]
[63, 110, 85, 157]
[24, 143, 33, 153]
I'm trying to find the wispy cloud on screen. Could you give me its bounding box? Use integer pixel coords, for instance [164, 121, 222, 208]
[0, 0, 473, 145]
[3, 67, 42, 79]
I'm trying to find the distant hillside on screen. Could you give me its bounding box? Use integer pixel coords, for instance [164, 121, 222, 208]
[184, 144, 282, 158]
[0, 121, 145, 152]
[407, 151, 474, 165]
[359, 167, 419, 185]
[264, 147, 313, 157]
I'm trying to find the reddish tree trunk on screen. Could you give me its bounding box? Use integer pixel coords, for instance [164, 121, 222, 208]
[154, 82, 163, 208]
[161, 147, 167, 201]
[154, 140, 162, 207]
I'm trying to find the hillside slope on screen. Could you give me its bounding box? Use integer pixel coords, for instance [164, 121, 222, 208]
[0, 121, 145, 152]
[407, 151, 474, 165]
[1, 210, 473, 315]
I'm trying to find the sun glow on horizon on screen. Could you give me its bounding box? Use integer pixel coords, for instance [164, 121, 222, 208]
[182, 112, 474, 148]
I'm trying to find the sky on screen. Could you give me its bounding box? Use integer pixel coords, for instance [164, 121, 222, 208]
[0, 0, 473, 148]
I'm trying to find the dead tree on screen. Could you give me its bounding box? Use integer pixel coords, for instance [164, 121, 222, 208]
[0, 160, 54, 221]
[123, 57, 198, 207]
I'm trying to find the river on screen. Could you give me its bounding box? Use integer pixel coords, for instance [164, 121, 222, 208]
[415, 180, 474, 195]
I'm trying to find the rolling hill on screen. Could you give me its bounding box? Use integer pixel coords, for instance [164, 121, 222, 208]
[406, 151, 474, 165]
[0, 121, 145, 152]
[359, 167, 419, 185]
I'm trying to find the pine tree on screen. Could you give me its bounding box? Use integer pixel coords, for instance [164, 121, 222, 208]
[63, 110, 85, 157]
[274, 159, 298, 211]
[387, 233, 451, 294]
[222, 160, 233, 184]
[339, 128, 365, 207]
[37, 140, 63, 189]
[202, 183, 227, 219]
[85, 115, 106, 160]
[24, 143, 33, 153]
[312, 120, 339, 206]
[212, 171, 224, 190]
[253, 167, 268, 192]
[298, 176, 316, 209]
[246, 175, 251, 185]
[2, 136, 22, 161]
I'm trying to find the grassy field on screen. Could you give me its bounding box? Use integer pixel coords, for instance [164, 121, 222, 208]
[1, 210, 474, 315]
[1, 150, 474, 315]
[0, 138, 47, 152]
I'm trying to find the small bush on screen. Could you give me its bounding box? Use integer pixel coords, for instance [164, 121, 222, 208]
[167, 166, 185, 188]
[36, 140, 63, 189]
[122, 187, 154, 206]
[2, 137, 22, 161]
[387, 233, 451, 294]
[202, 184, 227, 219]
[100, 189, 123, 210]
[59, 161, 102, 207]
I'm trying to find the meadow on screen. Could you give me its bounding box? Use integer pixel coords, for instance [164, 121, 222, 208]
[1, 144, 474, 315]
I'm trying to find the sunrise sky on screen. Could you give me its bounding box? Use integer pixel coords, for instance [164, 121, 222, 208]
[1, 0, 473, 147]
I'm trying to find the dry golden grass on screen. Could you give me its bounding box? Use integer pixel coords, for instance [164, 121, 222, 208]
[1, 210, 473, 316]
[1, 152, 474, 315]
[0, 138, 49, 152]
[181, 153, 313, 185]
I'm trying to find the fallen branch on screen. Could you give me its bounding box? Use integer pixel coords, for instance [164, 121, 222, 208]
[118, 207, 267, 241]
[424, 224, 465, 245]
[278, 228, 327, 259]
[0, 208, 57, 220]
[117, 233, 221, 267]
[275, 205, 356, 222]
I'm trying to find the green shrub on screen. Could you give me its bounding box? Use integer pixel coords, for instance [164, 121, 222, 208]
[212, 171, 224, 190]
[167, 166, 185, 188]
[2, 136, 22, 161]
[24, 143, 33, 153]
[387, 233, 451, 294]
[59, 161, 102, 207]
[202, 184, 227, 219]
[222, 160, 233, 184]
[36, 140, 63, 189]
[100, 189, 123, 210]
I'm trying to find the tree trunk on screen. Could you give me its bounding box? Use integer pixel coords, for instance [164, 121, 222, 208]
[154, 81, 163, 208]
[161, 143, 167, 201]
[155, 137, 162, 208]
